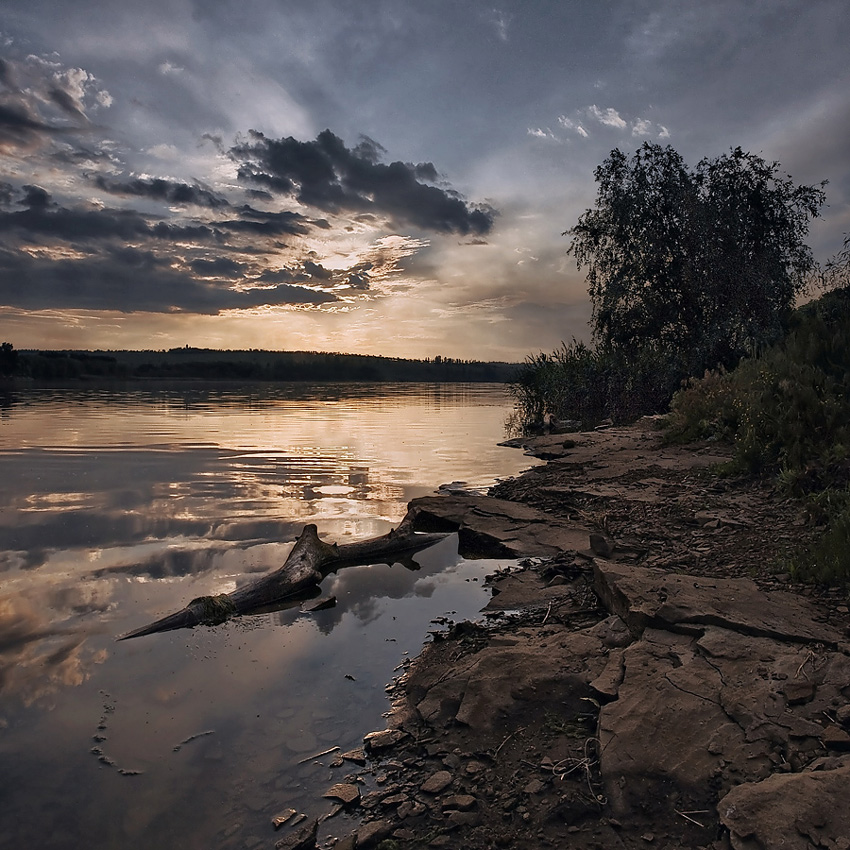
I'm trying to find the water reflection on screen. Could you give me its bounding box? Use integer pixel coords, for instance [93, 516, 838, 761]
[0, 384, 533, 849]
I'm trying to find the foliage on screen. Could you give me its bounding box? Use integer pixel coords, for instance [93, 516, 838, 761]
[0, 342, 18, 377]
[818, 231, 850, 293]
[667, 285, 850, 487]
[567, 143, 826, 374]
[666, 284, 850, 586]
[788, 494, 850, 588]
[509, 339, 684, 430]
[511, 144, 826, 432]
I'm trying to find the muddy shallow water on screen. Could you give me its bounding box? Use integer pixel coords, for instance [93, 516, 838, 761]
[0, 382, 533, 850]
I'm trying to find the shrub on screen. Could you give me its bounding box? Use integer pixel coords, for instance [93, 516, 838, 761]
[509, 340, 687, 432]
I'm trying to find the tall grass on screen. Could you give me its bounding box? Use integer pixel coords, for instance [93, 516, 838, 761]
[509, 339, 687, 432]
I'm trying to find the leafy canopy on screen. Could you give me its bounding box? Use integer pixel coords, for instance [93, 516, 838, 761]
[566, 143, 826, 372]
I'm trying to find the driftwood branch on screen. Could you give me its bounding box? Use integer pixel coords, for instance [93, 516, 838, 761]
[117, 511, 447, 640]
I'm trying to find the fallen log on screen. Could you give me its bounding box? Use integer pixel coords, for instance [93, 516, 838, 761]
[117, 514, 447, 640]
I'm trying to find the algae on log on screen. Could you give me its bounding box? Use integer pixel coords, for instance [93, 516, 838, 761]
[117, 514, 447, 640]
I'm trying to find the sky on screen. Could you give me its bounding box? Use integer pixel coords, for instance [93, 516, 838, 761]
[1, 0, 849, 361]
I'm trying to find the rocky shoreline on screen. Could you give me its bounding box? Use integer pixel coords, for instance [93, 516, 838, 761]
[278, 420, 850, 850]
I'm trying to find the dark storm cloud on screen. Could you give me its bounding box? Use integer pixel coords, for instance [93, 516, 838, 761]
[303, 260, 333, 280]
[257, 260, 339, 285]
[0, 59, 13, 88]
[150, 221, 219, 242]
[0, 182, 13, 207]
[231, 129, 496, 236]
[0, 186, 315, 247]
[0, 198, 151, 241]
[222, 205, 314, 236]
[48, 86, 87, 121]
[190, 256, 245, 278]
[0, 248, 338, 313]
[49, 145, 114, 166]
[346, 270, 371, 290]
[20, 185, 52, 210]
[0, 56, 108, 157]
[93, 175, 230, 209]
[0, 100, 63, 152]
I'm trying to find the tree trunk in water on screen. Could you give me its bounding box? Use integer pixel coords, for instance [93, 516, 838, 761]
[117, 514, 447, 640]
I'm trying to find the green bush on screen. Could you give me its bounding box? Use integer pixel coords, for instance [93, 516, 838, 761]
[667, 287, 850, 486]
[667, 285, 850, 586]
[788, 497, 850, 587]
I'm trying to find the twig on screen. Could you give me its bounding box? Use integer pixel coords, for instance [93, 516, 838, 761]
[584, 738, 606, 805]
[676, 809, 707, 827]
[495, 726, 526, 756]
[541, 601, 554, 626]
[297, 745, 340, 764]
[795, 651, 815, 679]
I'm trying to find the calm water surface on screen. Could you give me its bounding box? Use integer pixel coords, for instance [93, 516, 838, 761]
[0, 383, 533, 850]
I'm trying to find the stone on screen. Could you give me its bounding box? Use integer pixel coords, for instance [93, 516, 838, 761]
[422, 624, 609, 734]
[355, 820, 392, 849]
[408, 493, 590, 558]
[593, 560, 840, 645]
[420, 770, 453, 794]
[340, 747, 366, 765]
[589, 648, 625, 700]
[271, 809, 296, 829]
[719, 766, 850, 850]
[273, 819, 317, 850]
[447, 810, 480, 828]
[363, 729, 408, 752]
[442, 794, 476, 811]
[598, 628, 772, 817]
[523, 778, 545, 795]
[783, 680, 816, 704]
[821, 725, 850, 751]
[590, 532, 615, 558]
[322, 783, 360, 805]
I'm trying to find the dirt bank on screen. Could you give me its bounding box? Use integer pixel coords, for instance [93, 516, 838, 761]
[279, 419, 850, 850]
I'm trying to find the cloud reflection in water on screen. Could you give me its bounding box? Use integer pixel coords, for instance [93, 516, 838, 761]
[0, 384, 536, 847]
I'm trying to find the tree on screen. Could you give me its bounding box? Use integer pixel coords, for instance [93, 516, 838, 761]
[566, 143, 826, 373]
[0, 342, 18, 377]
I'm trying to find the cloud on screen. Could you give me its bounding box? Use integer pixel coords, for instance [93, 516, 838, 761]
[158, 61, 184, 76]
[0, 247, 339, 313]
[0, 195, 152, 241]
[189, 256, 245, 278]
[230, 129, 496, 236]
[587, 105, 627, 129]
[556, 108, 670, 141]
[632, 118, 653, 136]
[0, 55, 111, 156]
[558, 116, 588, 138]
[93, 175, 230, 209]
[218, 206, 314, 237]
[303, 259, 333, 280]
[527, 127, 558, 140]
[489, 9, 511, 42]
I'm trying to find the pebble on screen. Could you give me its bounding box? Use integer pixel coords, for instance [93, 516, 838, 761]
[420, 770, 453, 794]
[323, 783, 360, 805]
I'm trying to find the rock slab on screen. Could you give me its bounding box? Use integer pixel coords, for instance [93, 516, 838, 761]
[719, 763, 850, 850]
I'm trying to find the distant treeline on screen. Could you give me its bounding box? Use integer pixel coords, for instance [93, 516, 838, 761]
[3, 346, 519, 383]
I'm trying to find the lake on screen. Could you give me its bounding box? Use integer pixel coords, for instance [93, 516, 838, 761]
[0, 383, 533, 850]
